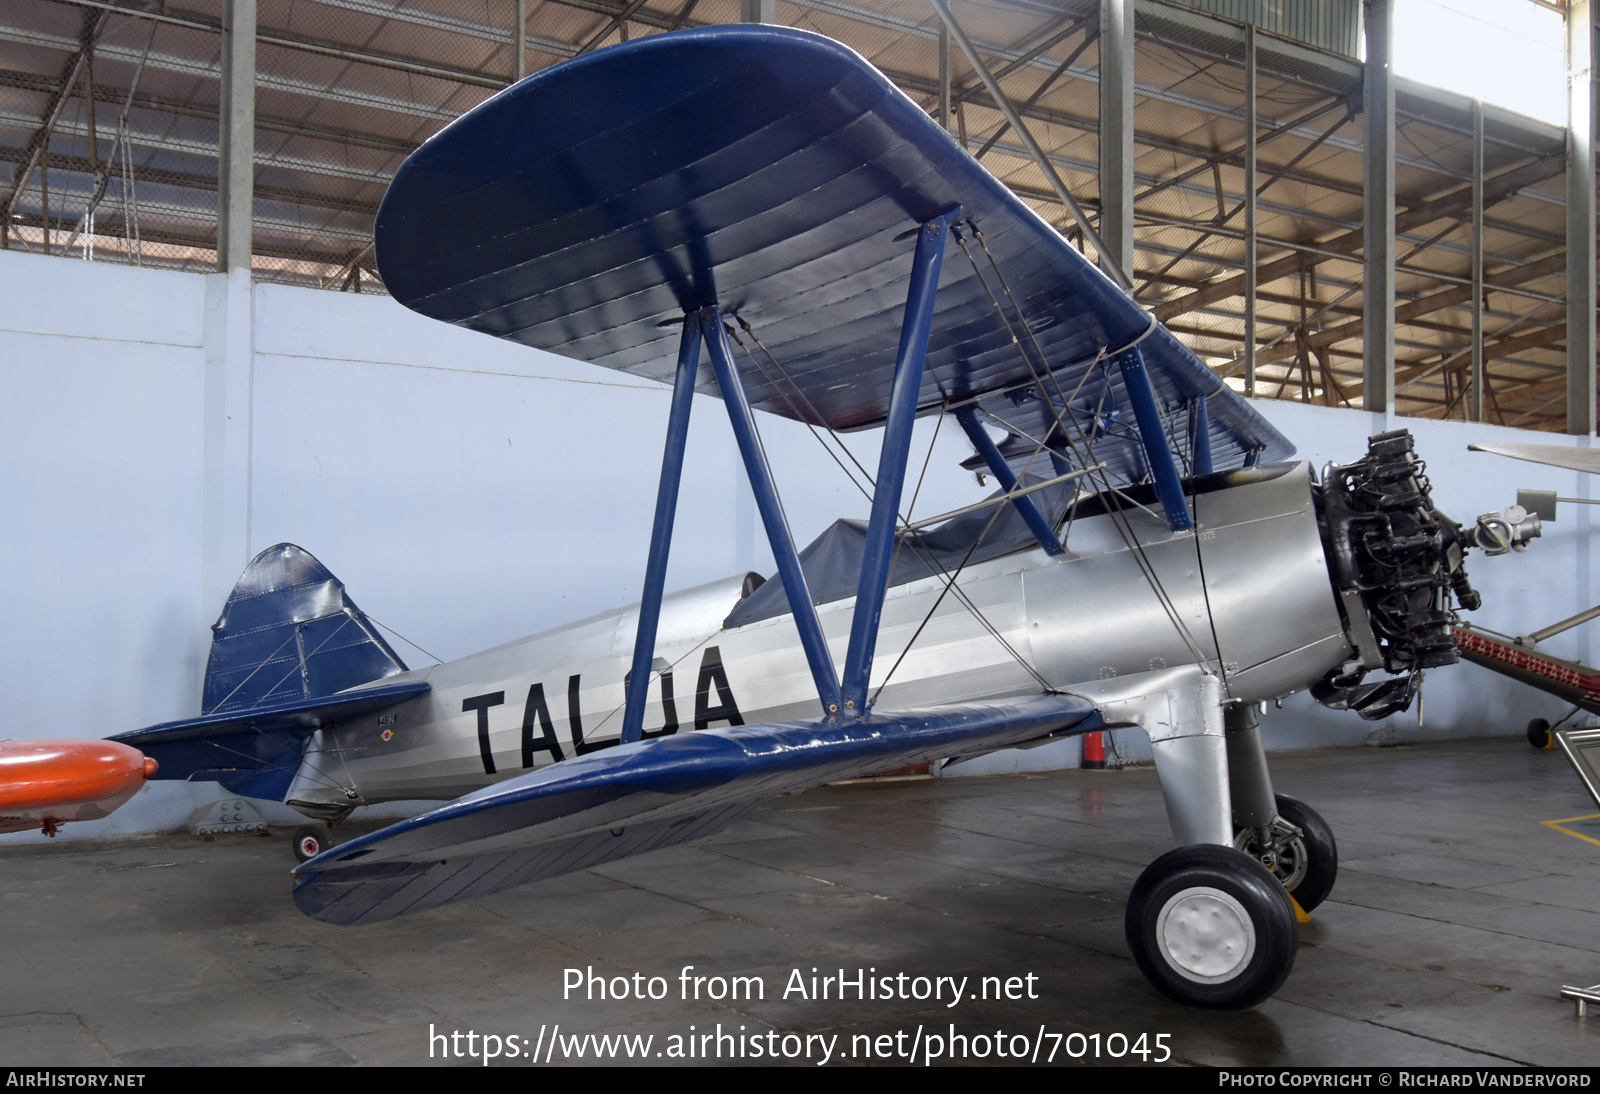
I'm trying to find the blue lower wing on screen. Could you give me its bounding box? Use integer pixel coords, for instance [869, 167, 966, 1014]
[292, 693, 1095, 925]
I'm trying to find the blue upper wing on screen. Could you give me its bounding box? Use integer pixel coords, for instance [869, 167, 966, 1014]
[375, 25, 1290, 477]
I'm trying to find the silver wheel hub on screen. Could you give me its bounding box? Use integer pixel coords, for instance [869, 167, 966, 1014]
[1235, 819, 1308, 893]
[1156, 886, 1257, 983]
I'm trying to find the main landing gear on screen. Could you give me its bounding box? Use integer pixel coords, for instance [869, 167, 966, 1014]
[1125, 845, 1298, 1010]
[1125, 702, 1343, 1009]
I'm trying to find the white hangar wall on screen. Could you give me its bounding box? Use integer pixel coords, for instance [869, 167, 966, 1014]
[0, 250, 985, 838]
[1, 247, 1593, 832]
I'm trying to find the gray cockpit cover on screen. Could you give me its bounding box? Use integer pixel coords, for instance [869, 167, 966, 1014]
[724, 476, 1075, 628]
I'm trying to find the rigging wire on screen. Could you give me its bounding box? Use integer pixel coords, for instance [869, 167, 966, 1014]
[365, 614, 445, 665]
[959, 225, 1215, 670]
[730, 315, 1051, 691]
[733, 317, 881, 490]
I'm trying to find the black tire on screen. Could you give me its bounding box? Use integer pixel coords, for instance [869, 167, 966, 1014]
[1234, 795, 1339, 913]
[292, 825, 333, 863]
[1271, 796, 1338, 913]
[1125, 844, 1298, 1010]
[1527, 718, 1551, 749]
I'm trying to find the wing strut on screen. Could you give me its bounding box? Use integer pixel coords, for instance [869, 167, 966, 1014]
[625, 212, 966, 724]
[1191, 394, 1213, 476]
[841, 209, 960, 713]
[955, 405, 1066, 557]
[702, 307, 845, 715]
[1116, 348, 1195, 532]
[620, 319, 703, 744]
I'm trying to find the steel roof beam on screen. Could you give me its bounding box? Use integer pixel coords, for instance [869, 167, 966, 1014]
[930, 0, 1127, 286]
[40, 0, 1578, 199]
[1, 8, 108, 248]
[1, 144, 381, 217]
[0, 67, 422, 154]
[1246, 253, 1570, 370]
[1, 109, 400, 187]
[12, 12, 1566, 238]
[1151, 153, 1567, 323]
[998, 179, 1562, 281]
[1340, 325, 1568, 405]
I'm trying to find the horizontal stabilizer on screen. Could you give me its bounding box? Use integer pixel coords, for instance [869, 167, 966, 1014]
[292, 693, 1095, 925]
[111, 680, 430, 801]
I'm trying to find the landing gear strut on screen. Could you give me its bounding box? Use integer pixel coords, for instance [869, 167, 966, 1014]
[1225, 704, 1339, 912]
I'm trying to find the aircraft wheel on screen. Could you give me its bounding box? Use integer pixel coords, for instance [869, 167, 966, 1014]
[292, 826, 334, 863]
[1527, 718, 1551, 749]
[1125, 845, 1297, 1010]
[1233, 795, 1338, 913]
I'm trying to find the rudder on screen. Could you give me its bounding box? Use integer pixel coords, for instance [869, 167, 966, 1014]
[202, 543, 408, 715]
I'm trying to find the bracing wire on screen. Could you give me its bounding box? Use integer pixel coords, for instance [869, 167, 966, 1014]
[959, 225, 1215, 671]
[728, 315, 1050, 691]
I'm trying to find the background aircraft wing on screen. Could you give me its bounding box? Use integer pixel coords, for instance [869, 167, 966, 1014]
[374, 25, 1290, 482]
[1468, 443, 1600, 476]
[291, 692, 1095, 925]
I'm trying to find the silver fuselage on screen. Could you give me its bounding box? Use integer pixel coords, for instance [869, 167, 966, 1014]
[286, 463, 1351, 815]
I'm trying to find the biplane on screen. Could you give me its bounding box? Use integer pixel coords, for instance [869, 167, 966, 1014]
[60, 26, 1522, 1009]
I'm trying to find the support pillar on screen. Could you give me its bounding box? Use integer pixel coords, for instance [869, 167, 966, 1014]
[1362, 0, 1396, 422]
[1471, 99, 1485, 423]
[1098, 0, 1135, 284]
[216, 0, 255, 275]
[514, 0, 527, 81]
[200, 268, 255, 656]
[1568, 0, 1596, 436]
[938, 25, 951, 132]
[740, 0, 774, 23]
[203, 0, 256, 671]
[1244, 25, 1258, 398]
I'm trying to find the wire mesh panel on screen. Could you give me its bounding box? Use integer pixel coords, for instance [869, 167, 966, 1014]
[1, 0, 222, 271]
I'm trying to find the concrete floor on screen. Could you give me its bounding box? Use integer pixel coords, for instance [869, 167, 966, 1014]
[3, 736, 1599, 1067]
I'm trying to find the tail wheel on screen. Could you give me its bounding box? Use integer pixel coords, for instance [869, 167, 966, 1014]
[1233, 794, 1339, 913]
[293, 825, 333, 863]
[1527, 718, 1552, 749]
[1125, 845, 1297, 1010]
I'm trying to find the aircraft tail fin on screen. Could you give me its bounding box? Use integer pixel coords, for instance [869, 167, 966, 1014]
[202, 543, 408, 716]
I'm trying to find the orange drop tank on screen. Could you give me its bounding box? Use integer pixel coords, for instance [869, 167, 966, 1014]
[0, 739, 158, 836]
